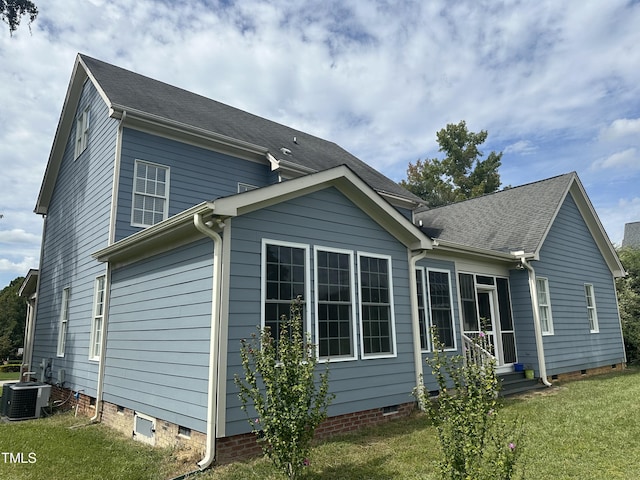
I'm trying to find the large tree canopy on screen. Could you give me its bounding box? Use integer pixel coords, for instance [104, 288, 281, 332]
[1, 0, 38, 35]
[617, 247, 640, 364]
[0, 276, 26, 360]
[400, 120, 503, 207]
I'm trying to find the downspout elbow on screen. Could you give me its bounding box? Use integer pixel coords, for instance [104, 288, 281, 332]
[519, 257, 553, 387]
[194, 213, 224, 470]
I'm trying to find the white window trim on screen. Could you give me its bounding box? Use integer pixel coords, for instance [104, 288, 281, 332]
[89, 275, 107, 361]
[74, 107, 90, 159]
[260, 239, 312, 336]
[57, 287, 70, 357]
[357, 251, 397, 360]
[131, 159, 170, 228]
[536, 277, 554, 336]
[425, 267, 457, 352]
[416, 267, 431, 353]
[314, 246, 358, 363]
[585, 283, 599, 333]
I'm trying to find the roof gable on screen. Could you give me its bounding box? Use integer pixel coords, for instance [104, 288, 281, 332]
[415, 172, 624, 276]
[94, 165, 432, 266]
[36, 54, 421, 214]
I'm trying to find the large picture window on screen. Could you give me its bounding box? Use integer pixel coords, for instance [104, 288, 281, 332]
[358, 253, 396, 358]
[315, 248, 356, 360]
[132, 160, 169, 227]
[263, 241, 309, 343]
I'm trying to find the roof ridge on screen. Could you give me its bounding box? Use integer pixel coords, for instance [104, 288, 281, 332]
[416, 171, 576, 212]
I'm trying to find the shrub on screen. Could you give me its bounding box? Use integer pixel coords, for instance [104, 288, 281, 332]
[234, 297, 334, 480]
[414, 332, 524, 480]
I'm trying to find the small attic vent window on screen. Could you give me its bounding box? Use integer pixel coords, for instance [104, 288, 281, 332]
[280, 147, 292, 155]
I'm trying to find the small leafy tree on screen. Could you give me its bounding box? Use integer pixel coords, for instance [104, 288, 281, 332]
[617, 247, 640, 364]
[414, 331, 524, 480]
[235, 297, 334, 479]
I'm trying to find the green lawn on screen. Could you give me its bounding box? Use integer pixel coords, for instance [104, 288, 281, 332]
[1, 368, 639, 480]
[0, 370, 20, 382]
[207, 367, 640, 480]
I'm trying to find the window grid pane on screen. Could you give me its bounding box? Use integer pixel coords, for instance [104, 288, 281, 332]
[360, 256, 393, 355]
[317, 251, 353, 358]
[264, 245, 306, 345]
[133, 161, 169, 226]
[416, 270, 429, 350]
[428, 271, 454, 349]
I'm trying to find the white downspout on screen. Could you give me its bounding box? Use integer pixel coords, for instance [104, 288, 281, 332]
[519, 257, 553, 387]
[409, 249, 428, 408]
[194, 213, 224, 470]
[91, 264, 112, 422]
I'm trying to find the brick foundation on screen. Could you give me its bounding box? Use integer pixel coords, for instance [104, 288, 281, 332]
[549, 362, 625, 383]
[215, 401, 416, 464]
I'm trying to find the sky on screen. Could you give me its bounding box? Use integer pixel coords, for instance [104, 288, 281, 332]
[1, 0, 639, 290]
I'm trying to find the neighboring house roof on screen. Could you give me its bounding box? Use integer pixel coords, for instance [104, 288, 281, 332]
[622, 222, 640, 248]
[35, 53, 421, 214]
[414, 172, 625, 276]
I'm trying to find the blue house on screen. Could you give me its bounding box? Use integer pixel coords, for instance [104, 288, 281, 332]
[23, 54, 626, 465]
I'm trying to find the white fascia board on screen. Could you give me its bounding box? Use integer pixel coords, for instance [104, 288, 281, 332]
[433, 239, 525, 263]
[211, 165, 432, 250]
[110, 105, 269, 162]
[93, 202, 215, 264]
[35, 57, 89, 214]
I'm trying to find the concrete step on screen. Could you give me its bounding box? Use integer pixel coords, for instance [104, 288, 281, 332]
[499, 372, 547, 397]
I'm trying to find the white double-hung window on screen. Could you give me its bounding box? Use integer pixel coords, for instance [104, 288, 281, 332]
[536, 277, 554, 335]
[89, 276, 106, 360]
[132, 160, 170, 227]
[585, 284, 599, 333]
[57, 287, 70, 357]
[74, 107, 90, 159]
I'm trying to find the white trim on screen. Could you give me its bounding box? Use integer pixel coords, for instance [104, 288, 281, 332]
[237, 182, 258, 193]
[415, 266, 431, 353]
[536, 277, 554, 336]
[74, 106, 90, 159]
[584, 283, 599, 333]
[133, 411, 156, 446]
[89, 275, 107, 361]
[56, 287, 70, 357]
[425, 267, 457, 352]
[260, 239, 312, 336]
[313, 246, 358, 363]
[357, 251, 397, 359]
[131, 159, 170, 227]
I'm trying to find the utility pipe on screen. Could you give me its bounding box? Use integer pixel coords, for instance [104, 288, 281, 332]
[91, 264, 112, 422]
[408, 249, 429, 408]
[193, 212, 224, 470]
[519, 257, 553, 387]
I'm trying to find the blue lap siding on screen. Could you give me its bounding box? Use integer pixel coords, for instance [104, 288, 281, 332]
[103, 238, 213, 433]
[224, 186, 415, 436]
[535, 193, 624, 375]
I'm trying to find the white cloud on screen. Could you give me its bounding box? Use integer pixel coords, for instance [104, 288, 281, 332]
[0, 256, 37, 273]
[504, 140, 537, 156]
[0, 229, 41, 244]
[598, 197, 640, 246]
[591, 148, 640, 170]
[599, 118, 640, 142]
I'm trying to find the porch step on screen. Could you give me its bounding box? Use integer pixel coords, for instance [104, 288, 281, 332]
[498, 372, 547, 397]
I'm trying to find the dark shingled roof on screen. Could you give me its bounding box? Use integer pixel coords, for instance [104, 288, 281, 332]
[622, 222, 640, 248]
[414, 172, 576, 254]
[80, 54, 421, 204]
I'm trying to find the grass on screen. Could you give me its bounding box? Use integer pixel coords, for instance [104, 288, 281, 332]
[205, 367, 640, 480]
[0, 370, 21, 381]
[1, 368, 639, 479]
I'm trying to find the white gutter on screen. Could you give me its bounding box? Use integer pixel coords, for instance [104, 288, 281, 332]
[518, 256, 553, 387]
[408, 249, 429, 408]
[193, 212, 224, 470]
